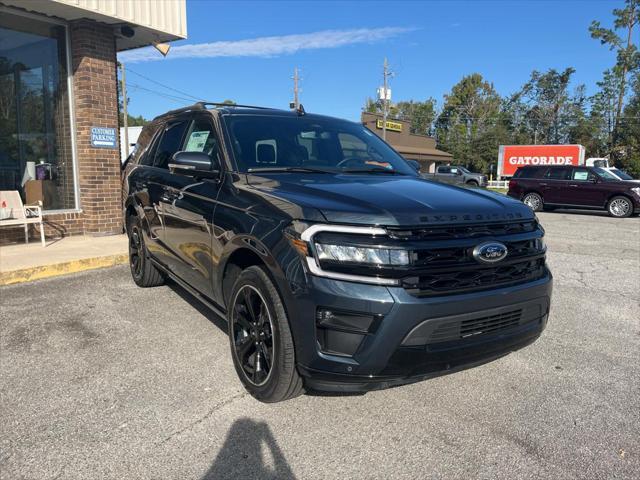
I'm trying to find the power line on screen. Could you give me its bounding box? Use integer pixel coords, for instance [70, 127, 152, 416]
[126, 83, 194, 104]
[124, 67, 203, 102]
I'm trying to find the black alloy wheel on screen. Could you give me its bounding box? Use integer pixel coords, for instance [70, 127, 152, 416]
[129, 225, 143, 278]
[127, 215, 165, 287]
[228, 266, 303, 402]
[231, 285, 275, 386]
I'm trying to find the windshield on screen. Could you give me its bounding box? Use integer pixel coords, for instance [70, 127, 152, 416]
[610, 168, 633, 180]
[458, 166, 471, 174]
[224, 115, 416, 175]
[594, 167, 622, 181]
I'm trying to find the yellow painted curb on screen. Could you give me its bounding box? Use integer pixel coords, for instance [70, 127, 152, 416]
[0, 253, 128, 286]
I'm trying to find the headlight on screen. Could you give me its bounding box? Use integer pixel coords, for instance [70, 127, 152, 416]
[631, 187, 640, 197]
[534, 238, 546, 252]
[315, 243, 409, 266]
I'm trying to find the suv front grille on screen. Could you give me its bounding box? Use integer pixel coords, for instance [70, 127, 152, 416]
[428, 309, 523, 344]
[387, 220, 548, 296]
[402, 256, 546, 297]
[387, 220, 537, 241]
[414, 239, 539, 267]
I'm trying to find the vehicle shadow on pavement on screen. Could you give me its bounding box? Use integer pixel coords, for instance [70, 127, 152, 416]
[201, 417, 296, 480]
[167, 279, 228, 333]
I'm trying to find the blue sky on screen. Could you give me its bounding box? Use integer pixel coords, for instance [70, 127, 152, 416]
[118, 0, 628, 122]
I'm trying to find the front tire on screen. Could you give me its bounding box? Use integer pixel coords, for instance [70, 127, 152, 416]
[127, 215, 165, 287]
[228, 266, 303, 402]
[466, 180, 479, 187]
[607, 196, 633, 218]
[522, 192, 544, 212]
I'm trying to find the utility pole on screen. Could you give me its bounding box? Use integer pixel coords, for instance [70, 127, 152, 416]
[119, 62, 129, 158]
[381, 57, 392, 141]
[292, 66, 300, 110]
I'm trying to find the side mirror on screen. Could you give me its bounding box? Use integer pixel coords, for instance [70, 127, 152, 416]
[457, 170, 463, 176]
[407, 160, 421, 172]
[170, 151, 220, 178]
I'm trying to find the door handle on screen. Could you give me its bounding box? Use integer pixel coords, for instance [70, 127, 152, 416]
[539, 183, 548, 186]
[569, 184, 579, 187]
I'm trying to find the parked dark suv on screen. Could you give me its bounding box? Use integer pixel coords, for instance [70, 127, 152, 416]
[123, 103, 552, 402]
[508, 165, 640, 217]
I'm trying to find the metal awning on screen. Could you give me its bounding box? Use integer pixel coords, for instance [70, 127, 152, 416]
[394, 145, 453, 162]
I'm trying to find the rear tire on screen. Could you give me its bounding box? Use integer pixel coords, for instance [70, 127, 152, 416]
[127, 215, 165, 287]
[228, 266, 303, 403]
[522, 192, 544, 212]
[607, 196, 633, 218]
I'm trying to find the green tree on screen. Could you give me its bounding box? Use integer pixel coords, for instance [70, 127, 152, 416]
[567, 85, 602, 154]
[510, 68, 577, 144]
[616, 73, 640, 177]
[434, 73, 502, 172]
[363, 97, 437, 135]
[125, 114, 148, 127]
[590, 0, 640, 132]
[394, 99, 437, 136]
[589, 69, 624, 154]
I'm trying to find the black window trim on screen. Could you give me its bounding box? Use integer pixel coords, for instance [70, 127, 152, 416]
[150, 119, 191, 170]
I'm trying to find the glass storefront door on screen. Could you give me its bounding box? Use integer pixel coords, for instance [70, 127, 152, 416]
[0, 11, 75, 210]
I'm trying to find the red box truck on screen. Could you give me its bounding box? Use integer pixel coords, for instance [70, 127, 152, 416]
[497, 144, 585, 178]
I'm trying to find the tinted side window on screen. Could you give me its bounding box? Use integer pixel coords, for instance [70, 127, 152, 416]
[514, 166, 538, 178]
[544, 167, 571, 180]
[140, 128, 162, 166]
[438, 166, 450, 174]
[132, 123, 160, 166]
[152, 121, 189, 169]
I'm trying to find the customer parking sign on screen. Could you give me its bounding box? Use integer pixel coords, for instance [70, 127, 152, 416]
[90, 127, 117, 149]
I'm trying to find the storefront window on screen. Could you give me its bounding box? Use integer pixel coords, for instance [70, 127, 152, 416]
[0, 12, 75, 210]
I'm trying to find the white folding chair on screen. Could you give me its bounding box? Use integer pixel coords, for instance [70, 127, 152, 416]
[0, 190, 46, 246]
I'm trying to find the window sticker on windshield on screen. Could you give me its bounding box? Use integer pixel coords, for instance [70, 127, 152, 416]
[574, 171, 589, 181]
[185, 131, 210, 152]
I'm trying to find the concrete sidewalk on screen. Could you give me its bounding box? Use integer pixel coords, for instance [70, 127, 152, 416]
[0, 234, 128, 285]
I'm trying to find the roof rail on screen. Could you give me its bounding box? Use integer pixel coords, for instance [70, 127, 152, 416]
[161, 103, 205, 117]
[159, 101, 277, 119]
[195, 101, 273, 110]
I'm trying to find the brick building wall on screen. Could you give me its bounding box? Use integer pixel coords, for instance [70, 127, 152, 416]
[1, 19, 123, 245]
[70, 20, 122, 236]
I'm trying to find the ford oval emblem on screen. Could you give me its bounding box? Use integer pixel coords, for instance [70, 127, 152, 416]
[473, 241, 508, 264]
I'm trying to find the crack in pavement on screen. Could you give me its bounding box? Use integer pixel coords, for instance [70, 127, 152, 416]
[156, 391, 248, 447]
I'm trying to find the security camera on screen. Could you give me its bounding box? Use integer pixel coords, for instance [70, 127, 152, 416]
[120, 25, 135, 38]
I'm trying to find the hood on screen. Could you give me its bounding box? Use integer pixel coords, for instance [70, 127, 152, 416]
[246, 173, 534, 226]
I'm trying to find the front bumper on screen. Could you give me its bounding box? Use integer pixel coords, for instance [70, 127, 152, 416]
[290, 271, 552, 392]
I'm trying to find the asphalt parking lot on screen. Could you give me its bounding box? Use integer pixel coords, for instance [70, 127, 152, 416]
[1, 211, 639, 479]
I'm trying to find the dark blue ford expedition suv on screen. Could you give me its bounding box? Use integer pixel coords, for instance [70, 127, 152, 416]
[122, 103, 552, 402]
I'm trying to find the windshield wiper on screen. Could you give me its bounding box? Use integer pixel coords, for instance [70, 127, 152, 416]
[340, 167, 400, 174]
[247, 166, 333, 174]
